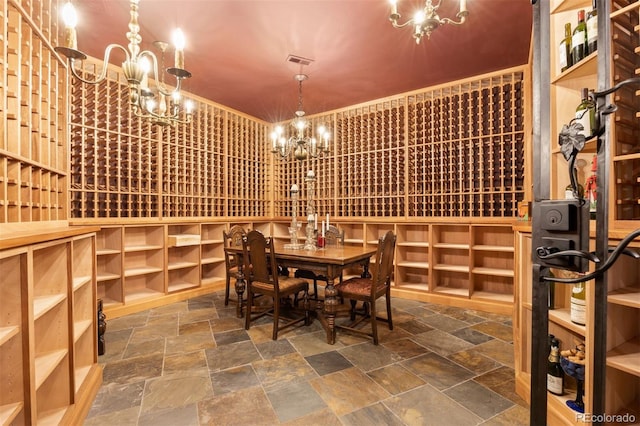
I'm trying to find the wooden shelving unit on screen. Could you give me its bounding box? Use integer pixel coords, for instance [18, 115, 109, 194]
[0, 227, 101, 425]
[272, 220, 516, 313]
[517, 1, 639, 422]
[1, 0, 68, 224]
[515, 226, 640, 423]
[91, 221, 272, 318]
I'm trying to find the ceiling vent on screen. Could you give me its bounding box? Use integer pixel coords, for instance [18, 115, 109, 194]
[286, 55, 314, 66]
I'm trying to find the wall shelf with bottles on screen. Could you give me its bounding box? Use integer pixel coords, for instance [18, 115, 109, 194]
[514, 225, 640, 423]
[0, 227, 101, 424]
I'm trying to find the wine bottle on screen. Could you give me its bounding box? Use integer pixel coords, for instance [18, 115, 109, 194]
[565, 168, 585, 200]
[586, 8, 597, 54]
[575, 87, 596, 139]
[585, 155, 597, 220]
[571, 9, 588, 65]
[547, 337, 564, 395]
[559, 23, 573, 73]
[570, 282, 587, 325]
[548, 270, 555, 309]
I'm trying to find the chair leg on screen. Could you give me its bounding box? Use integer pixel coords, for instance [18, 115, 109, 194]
[245, 290, 253, 330]
[272, 297, 280, 340]
[313, 279, 318, 300]
[370, 299, 378, 345]
[224, 277, 230, 306]
[349, 299, 357, 320]
[386, 292, 393, 330]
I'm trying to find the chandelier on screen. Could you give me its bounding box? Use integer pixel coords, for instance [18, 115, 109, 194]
[55, 0, 194, 126]
[389, 0, 469, 44]
[271, 74, 330, 161]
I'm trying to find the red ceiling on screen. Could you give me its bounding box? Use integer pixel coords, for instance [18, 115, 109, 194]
[70, 0, 533, 122]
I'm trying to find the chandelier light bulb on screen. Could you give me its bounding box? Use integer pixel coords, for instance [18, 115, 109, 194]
[62, 1, 78, 28]
[173, 28, 186, 69]
[185, 100, 194, 114]
[61, 1, 78, 49]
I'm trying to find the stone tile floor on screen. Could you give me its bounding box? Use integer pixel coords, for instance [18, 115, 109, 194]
[86, 291, 530, 425]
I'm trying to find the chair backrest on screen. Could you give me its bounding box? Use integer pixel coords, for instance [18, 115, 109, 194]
[223, 225, 246, 268]
[224, 225, 246, 248]
[325, 225, 344, 247]
[370, 230, 396, 295]
[242, 229, 278, 290]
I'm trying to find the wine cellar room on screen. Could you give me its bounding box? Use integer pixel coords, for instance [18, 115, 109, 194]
[1, 0, 639, 425]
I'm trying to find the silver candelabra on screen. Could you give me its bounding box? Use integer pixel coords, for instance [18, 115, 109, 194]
[304, 170, 317, 250]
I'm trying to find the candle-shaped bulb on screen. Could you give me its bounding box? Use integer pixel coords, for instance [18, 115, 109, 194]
[139, 57, 150, 90]
[389, 0, 398, 16]
[291, 184, 298, 193]
[172, 28, 186, 69]
[460, 0, 467, 14]
[307, 170, 315, 178]
[185, 99, 194, 114]
[62, 1, 78, 49]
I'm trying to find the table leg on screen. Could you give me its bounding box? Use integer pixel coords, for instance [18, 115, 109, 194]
[323, 276, 338, 344]
[361, 259, 372, 278]
[234, 267, 246, 319]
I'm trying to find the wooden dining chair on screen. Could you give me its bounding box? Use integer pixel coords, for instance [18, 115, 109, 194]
[223, 225, 246, 308]
[335, 230, 396, 345]
[242, 230, 311, 340]
[294, 225, 345, 300]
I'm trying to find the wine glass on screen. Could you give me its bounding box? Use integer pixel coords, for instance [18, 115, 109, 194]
[560, 356, 585, 413]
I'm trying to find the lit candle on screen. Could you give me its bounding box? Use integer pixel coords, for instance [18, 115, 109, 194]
[61, 1, 78, 50]
[173, 28, 186, 69]
[389, 0, 398, 15]
[139, 57, 150, 90]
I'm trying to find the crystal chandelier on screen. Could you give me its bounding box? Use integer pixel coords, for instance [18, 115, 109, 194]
[55, 0, 194, 126]
[389, 0, 469, 44]
[271, 74, 330, 161]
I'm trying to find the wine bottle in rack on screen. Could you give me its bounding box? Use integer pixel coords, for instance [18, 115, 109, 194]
[559, 22, 573, 73]
[575, 87, 596, 139]
[571, 9, 588, 65]
[586, 8, 597, 54]
[547, 336, 564, 395]
[570, 282, 587, 325]
[585, 155, 597, 220]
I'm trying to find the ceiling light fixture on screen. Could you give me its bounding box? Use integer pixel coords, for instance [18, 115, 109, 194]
[389, 0, 469, 44]
[271, 74, 330, 161]
[55, 0, 194, 126]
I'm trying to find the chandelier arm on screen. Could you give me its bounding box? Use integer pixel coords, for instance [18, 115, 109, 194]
[389, 19, 417, 29]
[439, 15, 467, 25]
[132, 103, 192, 126]
[68, 44, 130, 85]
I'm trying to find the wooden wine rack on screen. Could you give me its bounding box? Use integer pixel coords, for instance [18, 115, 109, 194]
[1, 0, 68, 223]
[66, 56, 270, 219]
[272, 70, 527, 219]
[611, 1, 639, 224]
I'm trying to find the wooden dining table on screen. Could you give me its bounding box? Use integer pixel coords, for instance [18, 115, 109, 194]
[225, 242, 376, 344]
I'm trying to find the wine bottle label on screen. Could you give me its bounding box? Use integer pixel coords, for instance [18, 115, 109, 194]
[587, 17, 597, 43]
[571, 296, 586, 325]
[559, 43, 568, 69]
[547, 374, 563, 394]
[572, 31, 585, 48]
[575, 107, 592, 137]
